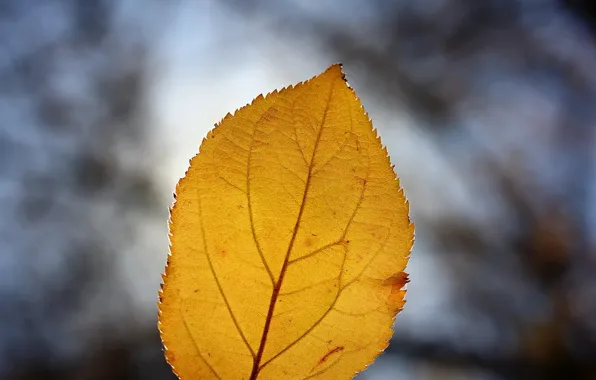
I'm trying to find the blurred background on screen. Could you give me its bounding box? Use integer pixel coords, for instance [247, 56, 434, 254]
[1, 0, 596, 379]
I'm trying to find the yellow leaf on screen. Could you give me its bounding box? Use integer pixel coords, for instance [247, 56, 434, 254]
[158, 64, 414, 380]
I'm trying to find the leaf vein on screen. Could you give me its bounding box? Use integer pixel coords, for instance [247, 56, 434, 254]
[289, 173, 368, 265]
[179, 309, 222, 379]
[217, 174, 246, 193]
[197, 193, 256, 359]
[247, 103, 278, 287]
[278, 278, 338, 296]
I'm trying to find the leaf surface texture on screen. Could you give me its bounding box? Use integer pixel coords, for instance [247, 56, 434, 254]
[158, 65, 414, 379]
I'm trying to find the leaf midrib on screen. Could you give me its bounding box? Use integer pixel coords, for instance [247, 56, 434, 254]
[249, 82, 336, 380]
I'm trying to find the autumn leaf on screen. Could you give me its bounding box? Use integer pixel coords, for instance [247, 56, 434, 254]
[158, 64, 414, 379]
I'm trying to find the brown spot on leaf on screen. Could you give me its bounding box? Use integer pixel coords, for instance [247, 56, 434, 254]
[382, 272, 409, 312]
[317, 346, 344, 367]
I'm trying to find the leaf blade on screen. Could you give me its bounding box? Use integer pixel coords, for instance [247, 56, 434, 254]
[159, 64, 414, 380]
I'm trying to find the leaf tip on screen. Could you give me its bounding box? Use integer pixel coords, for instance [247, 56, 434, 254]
[324, 63, 346, 81]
